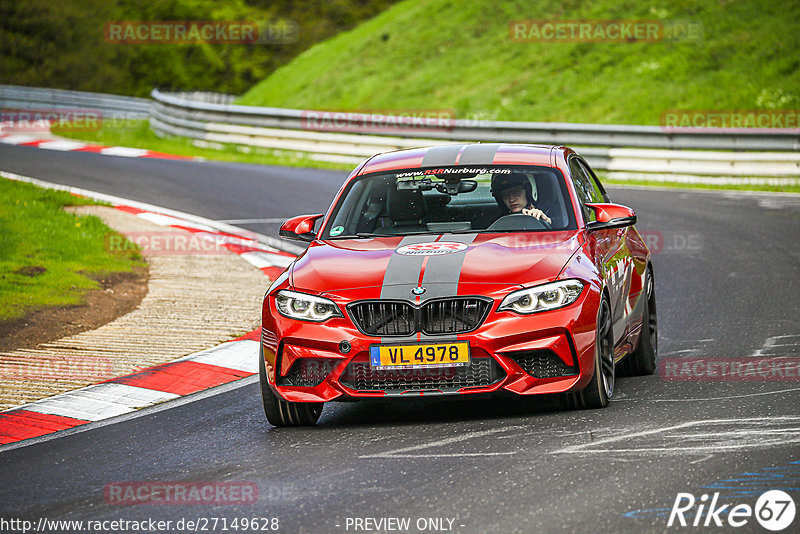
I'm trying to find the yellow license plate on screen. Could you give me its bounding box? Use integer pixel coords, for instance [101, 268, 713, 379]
[369, 342, 470, 369]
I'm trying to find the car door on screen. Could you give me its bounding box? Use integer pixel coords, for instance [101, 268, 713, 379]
[569, 157, 632, 346]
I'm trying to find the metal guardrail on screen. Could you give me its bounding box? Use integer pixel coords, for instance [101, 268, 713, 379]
[2, 86, 798, 178]
[149, 90, 800, 151]
[0, 84, 151, 119]
[150, 89, 800, 176]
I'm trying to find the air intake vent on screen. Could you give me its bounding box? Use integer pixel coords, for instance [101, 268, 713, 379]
[507, 350, 578, 378]
[277, 358, 339, 387]
[340, 358, 504, 392]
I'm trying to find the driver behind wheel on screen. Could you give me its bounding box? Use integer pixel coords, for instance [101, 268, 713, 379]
[491, 173, 552, 224]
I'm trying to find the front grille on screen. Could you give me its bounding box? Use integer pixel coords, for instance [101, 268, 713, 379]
[348, 301, 415, 336]
[340, 358, 505, 392]
[507, 350, 578, 378]
[420, 298, 490, 334]
[277, 358, 339, 387]
[348, 297, 491, 336]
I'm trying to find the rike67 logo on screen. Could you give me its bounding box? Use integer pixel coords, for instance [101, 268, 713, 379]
[668, 490, 796, 531]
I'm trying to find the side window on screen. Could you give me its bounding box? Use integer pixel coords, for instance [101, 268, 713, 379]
[577, 159, 610, 203]
[569, 158, 598, 222]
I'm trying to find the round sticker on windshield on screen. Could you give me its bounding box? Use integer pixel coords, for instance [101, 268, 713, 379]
[396, 242, 469, 256]
[330, 226, 344, 236]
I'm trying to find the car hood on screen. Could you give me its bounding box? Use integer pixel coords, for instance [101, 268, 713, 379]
[290, 232, 582, 301]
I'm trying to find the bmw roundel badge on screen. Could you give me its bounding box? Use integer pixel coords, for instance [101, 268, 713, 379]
[411, 286, 426, 295]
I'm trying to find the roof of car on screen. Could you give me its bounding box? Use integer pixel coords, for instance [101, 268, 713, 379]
[357, 143, 569, 176]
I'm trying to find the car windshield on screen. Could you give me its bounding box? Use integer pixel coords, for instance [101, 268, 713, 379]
[323, 165, 577, 238]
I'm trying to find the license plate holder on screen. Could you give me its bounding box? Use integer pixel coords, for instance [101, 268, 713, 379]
[369, 341, 470, 370]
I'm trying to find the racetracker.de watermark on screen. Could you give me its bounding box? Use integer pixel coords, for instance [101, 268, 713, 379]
[661, 110, 800, 132]
[660, 357, 800, 381]
[301, 109, 456, 134]
[104, 20, 298, 44]
[496, 230, 701, 253]
[0, 355, 113, 381]
[1, 108, 103, 132]
[106, 232, 230, 256]
[639, 230, 703, 255]
[509, 19, 703, 43]
[104, 482, 258, 505]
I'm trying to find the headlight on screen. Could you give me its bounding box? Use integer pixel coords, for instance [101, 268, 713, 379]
[275, 290, 343, 322]
[498, 280, 584, 314]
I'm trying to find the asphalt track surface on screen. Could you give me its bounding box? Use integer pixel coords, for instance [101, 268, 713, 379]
[1, 143, 799, 533]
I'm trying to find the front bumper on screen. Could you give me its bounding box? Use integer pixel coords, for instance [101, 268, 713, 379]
[261, 286, 601, 403]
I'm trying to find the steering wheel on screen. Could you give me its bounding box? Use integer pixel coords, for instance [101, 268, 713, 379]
[486, 213, 551, 231]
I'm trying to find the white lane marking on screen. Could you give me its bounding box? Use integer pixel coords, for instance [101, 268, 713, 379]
[751, 335, 800, 357]
[136, 211, 217, 232]
[359, 426, 524, 459]
[657, 338, 715, 358]
[37, 140, 87, 151]
[616, 385, 800, 402]
[658, 349, 701, 357]
[689, 454, 715, 465]
[180, 340, 260, 374]
[551, 417, 800, 455]
[363, 452, 517, 458]
[239, 251, 295, 269]
[99, 146, 150, 157]
[23, 383, 179, 421]
[758, 197, 800, 209]
[0, 134, 38, 145]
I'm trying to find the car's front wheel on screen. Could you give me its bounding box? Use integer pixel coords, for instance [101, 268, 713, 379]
[565, 296, 614, 409]
[259, 345, 323, 427]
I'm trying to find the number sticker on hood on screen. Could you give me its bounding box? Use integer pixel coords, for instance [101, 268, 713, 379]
[395, 241, 469, 256]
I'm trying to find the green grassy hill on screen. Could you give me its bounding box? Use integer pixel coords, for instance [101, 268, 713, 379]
[238, 0, 800, 125]
[1, 0, 398, 97]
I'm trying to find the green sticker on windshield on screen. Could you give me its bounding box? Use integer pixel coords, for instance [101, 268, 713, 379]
[330, 226, 344, 236]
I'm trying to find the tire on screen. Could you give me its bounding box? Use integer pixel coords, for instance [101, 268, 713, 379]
[259, 345, 323, 427]
[564, 296, 614, 410]
[618, 268, 657, 377]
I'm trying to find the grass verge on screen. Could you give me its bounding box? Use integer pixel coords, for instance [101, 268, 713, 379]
[0, 178, 145, 322]
[52, 120, 355, 171]
[602, 177, 800, 194]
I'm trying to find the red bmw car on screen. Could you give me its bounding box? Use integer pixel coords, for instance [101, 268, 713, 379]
[260, 143, 657, 426]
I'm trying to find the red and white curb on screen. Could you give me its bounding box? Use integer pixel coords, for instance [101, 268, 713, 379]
[0, 172, 301, 447]
[111, 204, 297, 280]
[0, 339, 261, 444]
[0, 132, 194, 161]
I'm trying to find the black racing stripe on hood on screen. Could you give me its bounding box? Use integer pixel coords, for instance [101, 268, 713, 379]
[418, 234, 477, 302]
[379, 235, 432, 300]
[417, 234, 477, 342]
[378, 234, 477, 342]
[457, 143, 502, 165]
[421, 145, 465, 167]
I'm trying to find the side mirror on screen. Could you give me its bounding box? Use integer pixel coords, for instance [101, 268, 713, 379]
[585, 203, 637, 231]
[279, 214, 324, 242]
